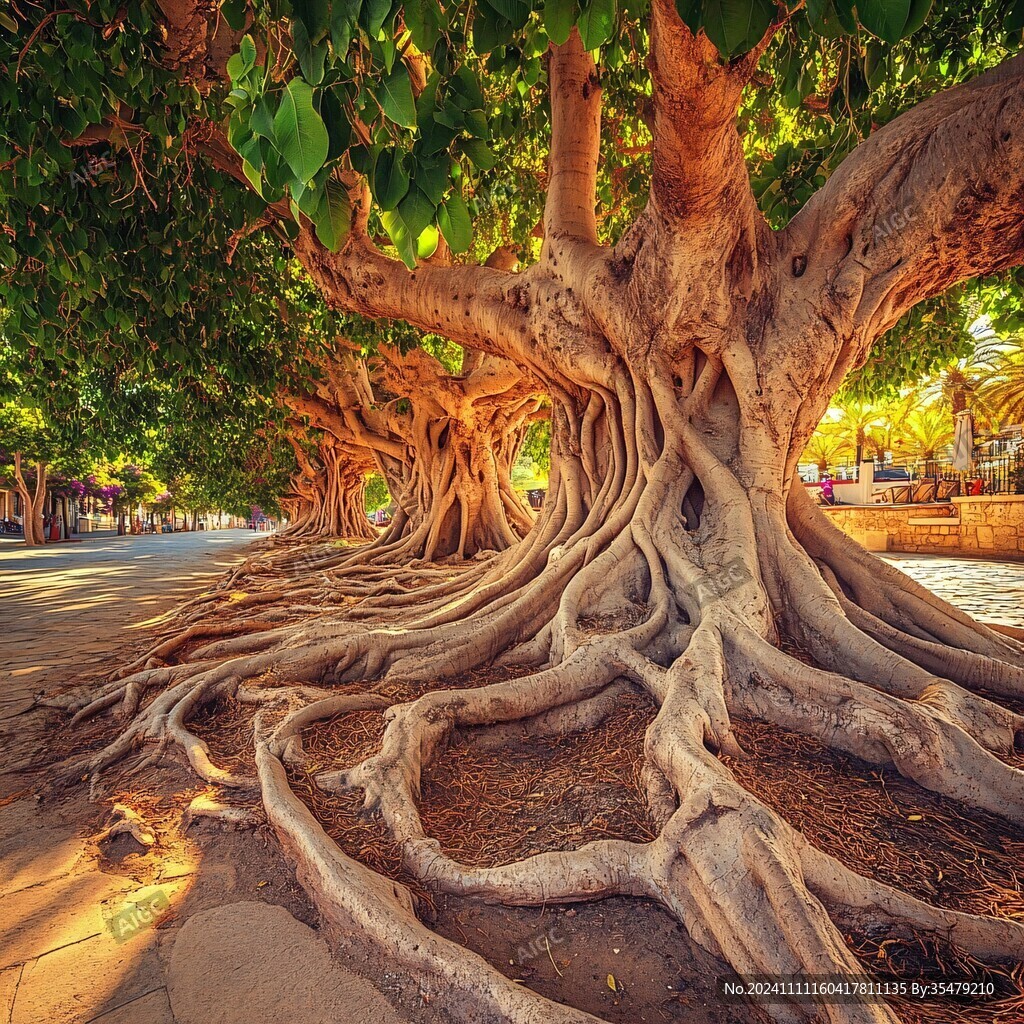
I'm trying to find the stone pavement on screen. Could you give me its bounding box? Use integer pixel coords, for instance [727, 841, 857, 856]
[882, 553, 1024, 631]
[0, 531, 258, 1024]
[0, 529, 416, 1024]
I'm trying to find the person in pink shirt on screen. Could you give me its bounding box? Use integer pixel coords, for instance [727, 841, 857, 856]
[820, 475, 836, 505]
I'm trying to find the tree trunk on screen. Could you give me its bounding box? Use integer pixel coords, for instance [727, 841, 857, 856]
[12, 454, 47, 546]
[279, 440, 376, 542]
[286, 348, 542, 560]
[375, 406, 535, 560]
[87, 354, 1024, 1024]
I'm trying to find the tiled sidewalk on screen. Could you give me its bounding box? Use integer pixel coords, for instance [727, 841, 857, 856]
[883, 553, 1024, 630]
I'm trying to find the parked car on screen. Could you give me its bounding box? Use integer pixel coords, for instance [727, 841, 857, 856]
[873, 467, 912, 482]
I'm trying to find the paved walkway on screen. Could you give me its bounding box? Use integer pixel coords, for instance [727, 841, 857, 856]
[882, 553, 1024, 630]
[0, 531, 259, 722]
[0, 529, 418, 1024]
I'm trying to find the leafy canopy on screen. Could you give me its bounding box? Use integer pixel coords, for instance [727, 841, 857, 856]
[1, 0, 1021, 412]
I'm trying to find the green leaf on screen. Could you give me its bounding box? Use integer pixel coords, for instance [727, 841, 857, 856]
[273, 78, 329, 183]
[226, 51, 246, 82]
[463, 108, 489, 139]
[292, 0, 330, 41]
[376, 63, 417, 127]
[461, 138, 496, 170]
[673, 0, 702, 32]
[381, 208, 418, 267]
[577, 0, 615, 49]
[453, 66, 485, 109]
[242, 159, 264, 197]
[472, 5, 512, 51]
[331, 3, 356, 50]
[372, 147, 410, 210]
[220, 0, 246, 31]
[856, 0, 911, 43]
[902, 0, 933, 36]
[437, 191, 472, 252]
[544, 0, 576, 44]
[864, 40, 889, 87]
[405, 0, 443, 49]
[252, 96, 276, 144]
[703, 0, 776, 57]
[240, 34, 257, 70]
[360, 0, 393, 37]
[378, 33, 398, 73]
[319, 88, 352, 160]
[314, 179, 351, 251]
[482, 0, 531, 29]
[416, 158, 450, 204]
[397, 187, 435, 239]
[292, 20, 328, 84]
[435, 101, 466, 128]
[416, 224, 440, 258]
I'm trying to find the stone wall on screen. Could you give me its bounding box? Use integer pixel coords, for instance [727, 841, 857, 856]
[821, 495, 1024, 558]
[956, 495, 1024, 556]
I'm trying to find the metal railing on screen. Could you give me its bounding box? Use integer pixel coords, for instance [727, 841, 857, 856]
[817, 447, 1024, 496]
[920, 450, 1024, 495]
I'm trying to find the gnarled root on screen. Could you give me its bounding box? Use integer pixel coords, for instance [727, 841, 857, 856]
[67, 383, 1024, 1024]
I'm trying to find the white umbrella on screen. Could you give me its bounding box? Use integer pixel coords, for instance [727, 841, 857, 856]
[952, 409, 974, 472]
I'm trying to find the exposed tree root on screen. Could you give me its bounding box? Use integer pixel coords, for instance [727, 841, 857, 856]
[92, 802, 157, 850]
[70, 370, 1024, 1024]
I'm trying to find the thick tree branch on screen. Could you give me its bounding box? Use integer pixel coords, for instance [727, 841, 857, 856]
[647, 0, 769, 228]
[191, 122, 535, 363]
[544, 30, 601, 249]
[291, 233, 532, 363]
[154, 0, 244, 85]
[285, 385, 405, 462]
[785, 53, 1024, 350]
[375, 345, 540, 418]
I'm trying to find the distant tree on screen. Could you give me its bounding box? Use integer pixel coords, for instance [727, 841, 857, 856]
[893, 406, 957, 461]
[979, 339, 1024, 426]
[802, 427, 855, 474]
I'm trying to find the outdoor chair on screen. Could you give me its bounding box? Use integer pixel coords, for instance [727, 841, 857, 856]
[911, 481, 937, 503]
[881, 484, 912, 504]
[935, 480, 960, 501]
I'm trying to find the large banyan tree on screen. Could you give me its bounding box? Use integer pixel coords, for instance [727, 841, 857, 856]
[5, 0, 1024, 1020]
[284, 339, 543, 557]
[278, 428, 379, 539]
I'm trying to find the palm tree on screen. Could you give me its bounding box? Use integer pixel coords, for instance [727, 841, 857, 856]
[893, 405, 955, 461]
[802, 428, 854, 474]
[925, 330, 1006, 432]
[978, 340, 1024, 427]
[831, 399, 888, 464]
[863, 392, 923, 461]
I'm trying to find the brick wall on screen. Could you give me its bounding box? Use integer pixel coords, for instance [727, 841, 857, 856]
[821, 495, 1024, 558]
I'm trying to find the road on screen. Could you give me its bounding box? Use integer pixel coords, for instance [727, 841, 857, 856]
[0, 527, 405, 1024]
